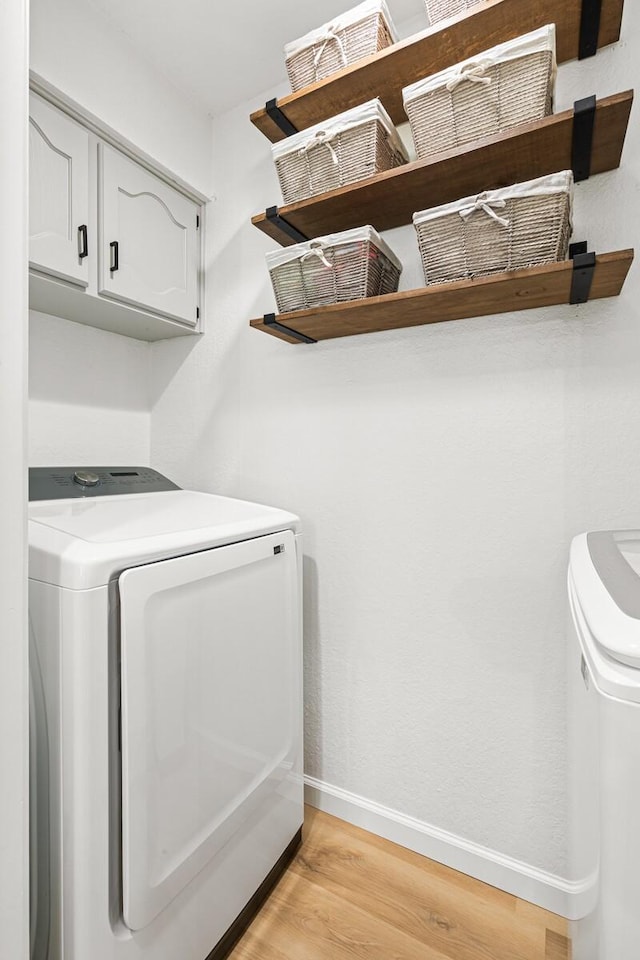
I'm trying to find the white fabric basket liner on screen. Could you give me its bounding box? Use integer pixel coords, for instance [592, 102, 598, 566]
[413, 170, 574, 226]
[265, 225, 402, 273]
[403, 24, 556, 104]
[271, 98, 408, 162]
[284, 0, 399, 58]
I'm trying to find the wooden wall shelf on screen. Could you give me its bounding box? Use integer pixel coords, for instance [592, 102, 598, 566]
[253, 91, 633, 247]
[250, 250, 634, 344]
[250, 0, 625, 143]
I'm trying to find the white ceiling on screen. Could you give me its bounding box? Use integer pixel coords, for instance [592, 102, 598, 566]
[86, 0, 426, 117]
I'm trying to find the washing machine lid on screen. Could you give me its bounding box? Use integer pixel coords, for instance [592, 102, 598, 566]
[29, 490, 300, 589]
[570, 530, 640, 671]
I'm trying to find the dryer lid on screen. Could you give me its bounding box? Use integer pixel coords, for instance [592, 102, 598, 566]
[29, 490, 300, 589]
[570, 530, 640, 669]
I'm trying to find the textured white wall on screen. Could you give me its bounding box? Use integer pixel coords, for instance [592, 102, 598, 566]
[151, 4, 639, 878]
[29, 312, 151, 466]
[28, 0, 213, 467]
[29, 0, 213, 195]
[0, 1, 29, 957]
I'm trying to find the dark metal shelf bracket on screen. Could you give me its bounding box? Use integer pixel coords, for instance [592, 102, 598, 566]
[265, 99, 298, 137]
[578, 0, 603, 59]
[263, 314, 317, 344]
[572, 96, 596, 182]
[266, 207, 309, 245]
[569, 241, 596, 304]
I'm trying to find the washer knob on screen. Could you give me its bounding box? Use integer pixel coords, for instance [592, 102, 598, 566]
[73, 470, 100, 487]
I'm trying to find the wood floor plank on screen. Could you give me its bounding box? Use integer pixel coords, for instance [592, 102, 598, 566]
[545, 929, 572, 960]
[516, 898, 570, 937]
[292, 810, 546, 960]
[226, 934, 292, 960]
[228, 807, 570, 960]
[231, 871, 452, 960]
[304, 807, 519, 910]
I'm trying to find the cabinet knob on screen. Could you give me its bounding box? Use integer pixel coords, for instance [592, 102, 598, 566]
[78, 224, 88, 260]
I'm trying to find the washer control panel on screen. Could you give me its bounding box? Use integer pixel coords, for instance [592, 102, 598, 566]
[29, 467, 181, 501]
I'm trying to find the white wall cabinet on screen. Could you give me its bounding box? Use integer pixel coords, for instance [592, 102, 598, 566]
[98, 145, 200, 325]
[28, 91, 204, 342]
[29, 94, 90, 288]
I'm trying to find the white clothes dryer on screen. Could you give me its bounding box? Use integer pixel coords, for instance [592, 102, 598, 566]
[29, 466, 303, 960]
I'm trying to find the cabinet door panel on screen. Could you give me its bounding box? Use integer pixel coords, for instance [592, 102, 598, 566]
[29, 96, 90, 287]
[99, 145, 199, 325]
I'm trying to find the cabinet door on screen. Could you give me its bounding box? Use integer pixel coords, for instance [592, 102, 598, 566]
[98, 144, 200, 326]
[29, 95, 90, 287]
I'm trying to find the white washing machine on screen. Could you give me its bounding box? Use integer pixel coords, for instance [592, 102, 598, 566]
[29, 466, 303, 960]
[568, 530, 640, 960]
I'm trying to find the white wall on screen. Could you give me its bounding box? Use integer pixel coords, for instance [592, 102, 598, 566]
[30, 0, 213, 196]
[28, 0, 214, 466]
[0, 1, 29, 958]
[151, 4, 640, 884]
[29, 312, 151, 466]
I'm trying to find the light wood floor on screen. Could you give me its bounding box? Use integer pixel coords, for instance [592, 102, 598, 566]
[228, 807, 570, 960]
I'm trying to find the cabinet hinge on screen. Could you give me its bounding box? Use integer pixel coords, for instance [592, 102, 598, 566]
[196, 306, 200, 320]
[196, 214, 200, 229]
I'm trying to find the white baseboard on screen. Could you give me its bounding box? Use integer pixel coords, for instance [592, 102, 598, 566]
[304, 776, 594, 921]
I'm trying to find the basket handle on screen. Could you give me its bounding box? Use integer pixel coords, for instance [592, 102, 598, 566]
[459, 196, 509, 228]
[313, 27, 347, 71]
[446, 62, 492, 92]
[300, 241, 333, 269]
[297, 131, 339, 165]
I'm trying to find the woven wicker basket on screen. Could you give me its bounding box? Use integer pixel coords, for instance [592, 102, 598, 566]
[424, 0, 479, 27]
[403, 25, 556, 161]
[272, 99, 408, 206]
[413, 171, 573, 286]
[266, 226, 402, 313]
[285, 0, 398, 93]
